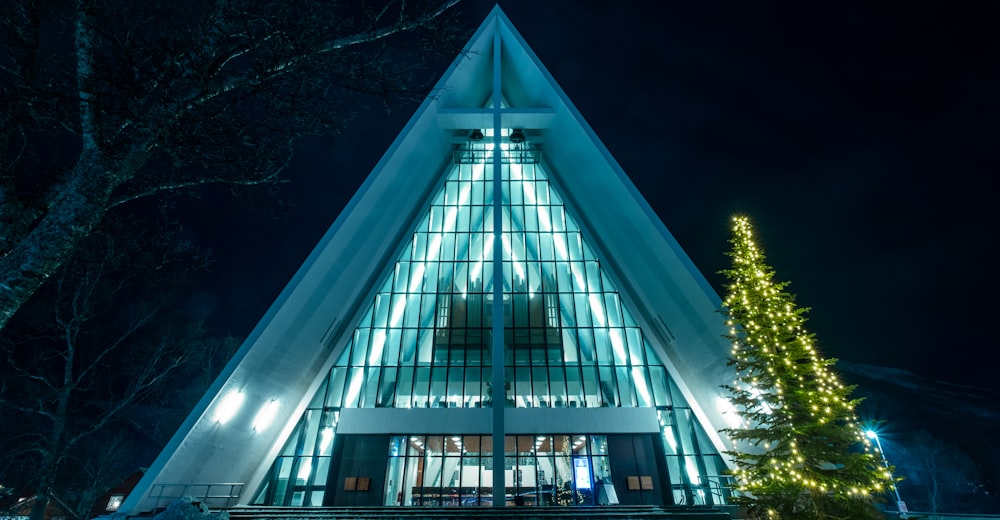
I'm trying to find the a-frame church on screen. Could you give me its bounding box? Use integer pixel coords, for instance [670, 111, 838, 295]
[121, 6, 739, 513]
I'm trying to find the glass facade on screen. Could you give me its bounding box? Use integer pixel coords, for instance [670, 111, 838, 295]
[253, 131, 730, 507]
[384, 435, 611, 507]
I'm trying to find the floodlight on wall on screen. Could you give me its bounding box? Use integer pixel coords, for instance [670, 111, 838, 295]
[509, 128, 526, 143]
[213, 390, 245, 425]
[252, 399, 280, 432]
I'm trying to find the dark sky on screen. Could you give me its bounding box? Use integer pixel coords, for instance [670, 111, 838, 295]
[181, 1, 999, 390]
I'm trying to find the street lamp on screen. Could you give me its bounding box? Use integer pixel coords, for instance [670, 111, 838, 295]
[866, 430, 907, 518]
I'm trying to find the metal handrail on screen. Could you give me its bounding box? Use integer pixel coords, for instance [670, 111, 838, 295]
[147, 482, 245, 510]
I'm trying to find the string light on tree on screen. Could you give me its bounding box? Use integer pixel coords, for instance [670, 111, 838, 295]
[719, 215, 894, 519]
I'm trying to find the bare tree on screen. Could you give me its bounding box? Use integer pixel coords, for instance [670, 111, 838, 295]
[0, 0, 464, 332]
[894, 430, 980, 515]
[0, 220, 214, 520]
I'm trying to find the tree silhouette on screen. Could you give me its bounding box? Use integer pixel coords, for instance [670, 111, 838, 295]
[0, 0, 464, 332]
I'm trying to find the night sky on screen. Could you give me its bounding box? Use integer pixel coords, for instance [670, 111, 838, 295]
[179, 1, 999, 390]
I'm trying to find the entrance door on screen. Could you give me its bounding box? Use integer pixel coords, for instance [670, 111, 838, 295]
[326, 435, 390, 506]
[607, 434, 669, 505]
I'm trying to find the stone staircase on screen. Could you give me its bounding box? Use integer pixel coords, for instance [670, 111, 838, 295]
[226, 505, 732, 520]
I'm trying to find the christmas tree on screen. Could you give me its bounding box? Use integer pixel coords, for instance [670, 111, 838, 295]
[720, 216, 893, 519]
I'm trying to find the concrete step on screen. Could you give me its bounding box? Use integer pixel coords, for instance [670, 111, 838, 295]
[227, 505, 732, 520]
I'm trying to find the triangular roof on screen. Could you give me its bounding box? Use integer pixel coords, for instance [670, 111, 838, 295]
[122, 6, 735, 514]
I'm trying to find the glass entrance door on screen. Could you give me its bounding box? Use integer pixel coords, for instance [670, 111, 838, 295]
[381, 434, 613, 507]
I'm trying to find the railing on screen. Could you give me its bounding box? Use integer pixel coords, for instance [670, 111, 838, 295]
[147, 482, 245, 511]
[452, 145, 541, 165]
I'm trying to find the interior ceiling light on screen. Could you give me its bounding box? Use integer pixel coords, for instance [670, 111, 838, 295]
[469, 129, 484, 141]
[509, 128, 526, 143]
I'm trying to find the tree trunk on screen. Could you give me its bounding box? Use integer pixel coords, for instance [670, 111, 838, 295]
[0, 147, 123, 331]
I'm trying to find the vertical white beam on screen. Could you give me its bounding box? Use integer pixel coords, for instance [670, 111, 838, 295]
[490, 21, 506, 508]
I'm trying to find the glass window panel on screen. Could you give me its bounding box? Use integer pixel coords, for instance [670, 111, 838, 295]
[394, 263, 410, 294]
[413, 367, 431, 408]
[676, 409, 696, 454]
[533, 366, 550, 407]
[481, 260, 493, 292]
[457, 205, 471, 234]
[581, 366, 600, 407]
[374, 293, 392, 328]
[513, 294, 528, 327]
[664, 456, 682, 485]
[558, 293, 575, 328]
[402, 294, 419, 328]
[650, 366, 670, 407]
[465, 367, 482, 407]
[384, 328, 402, 365]
[593, 329, 612, 363]
[412, 233, 428, 261]
[400, 329, 418, 365]
[419, 294, 436, 328]
[420, 262, 440, 293]
[314, 457, 330, 486]
[472, 180, 484, 205]
[604, 294, 623, 328]
[309, 378, 328, 408]
[609, 328, 628, 365]
[568, 233, 583, 261]
[616, 366, 636, 407]
[447, 367, 464, 408]
[343, 367, 364, 407]
[327, 368, 346, 407]
[565, 365, 583, 407]
[585, 262, 602, 292]
[468, 207, 483, 237]
[548, 366, 566, 406]
[429, 206, 444, 233]
[299, 410, 320, 457]
[574, 295, 591, 327]
[598, 366, 618, 407]
[626, 329, 645, 365]
[510, 179, 523, 205]
[395, 367, 414, 408]
[516, 365, 532, 408]
[417, 329, 434, 365]
[484, 205, 494, 233]
[570, 262, 587, 292]
[408, 435, 425, 456]
[430, 366, 447, 407]
[540, 233, 556, 261]
[362, 367, 380, 408]
[551, 208, 565, 233]
[378, 367, 396, 407]
[561, 329, 579, 363]
[524, 206, 539, 232]
[437, 262, 454, 292]
[352, 331, 369, 367]
[577, 329, 595, 364]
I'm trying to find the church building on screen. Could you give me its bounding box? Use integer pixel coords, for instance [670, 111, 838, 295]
[120, 6, 739, 513]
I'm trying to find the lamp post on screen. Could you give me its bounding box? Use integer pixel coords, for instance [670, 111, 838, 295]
[866, 430, 907, 518]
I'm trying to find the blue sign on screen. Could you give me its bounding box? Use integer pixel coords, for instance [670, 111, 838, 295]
[573, 458, 592, 489]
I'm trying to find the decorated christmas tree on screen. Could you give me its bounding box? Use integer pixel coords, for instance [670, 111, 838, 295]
[720, 216, 893, 519]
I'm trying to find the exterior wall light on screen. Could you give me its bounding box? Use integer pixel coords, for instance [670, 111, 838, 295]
[213, 390, 245, 425]
[252, 399, 280, 432]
